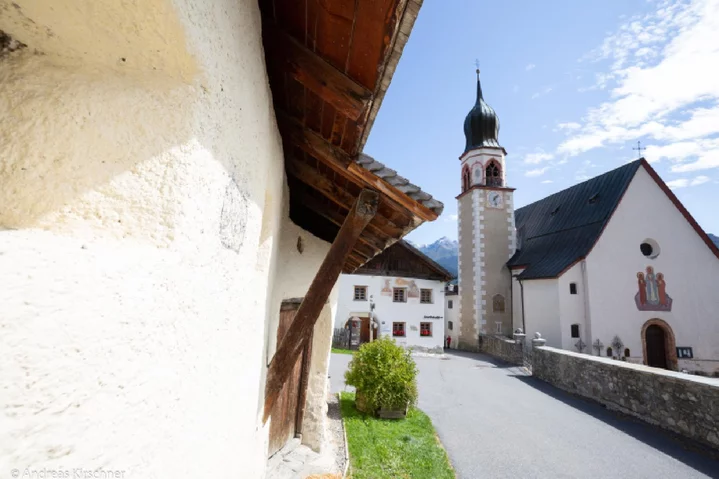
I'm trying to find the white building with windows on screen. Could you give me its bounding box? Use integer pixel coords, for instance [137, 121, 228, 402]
[334, 241, 453, 350]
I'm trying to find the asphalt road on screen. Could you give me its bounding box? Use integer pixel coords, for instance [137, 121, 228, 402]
[329, 351, 719, 479]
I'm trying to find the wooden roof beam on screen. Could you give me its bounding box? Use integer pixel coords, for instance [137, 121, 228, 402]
[277, 112, 353, 170]
[263, 22, 372, 122]
[286, 157, 406, 238]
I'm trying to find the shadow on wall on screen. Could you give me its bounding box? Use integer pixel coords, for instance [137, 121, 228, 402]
[508, 374, 719, 474]
[0, 1, 280, 244]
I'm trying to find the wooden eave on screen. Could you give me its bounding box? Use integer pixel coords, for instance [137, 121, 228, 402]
[260, 0, 441, 273]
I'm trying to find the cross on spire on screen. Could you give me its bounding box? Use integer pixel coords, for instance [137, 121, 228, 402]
[474, 59, 480, 79]
[633, 140, 645, 159]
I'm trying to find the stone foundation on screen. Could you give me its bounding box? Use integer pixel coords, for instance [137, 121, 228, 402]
[478, 334, 523, 365]
[533, 346, 719, 450]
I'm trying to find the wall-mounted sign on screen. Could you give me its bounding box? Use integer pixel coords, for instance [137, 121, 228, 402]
[676, 347, 693, 359]
[423, 315, 443, 320]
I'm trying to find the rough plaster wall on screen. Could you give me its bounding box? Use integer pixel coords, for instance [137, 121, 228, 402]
[265, 212, 334, 452]
[480, 196, 512, 336]
[0, 0, 287, 477]
[557, 263, 586, 351]
[457, 193, 476, 348]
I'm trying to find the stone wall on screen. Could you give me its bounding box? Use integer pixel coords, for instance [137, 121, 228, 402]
[478, 334, 523, 365]
[533, 346, 719, 450]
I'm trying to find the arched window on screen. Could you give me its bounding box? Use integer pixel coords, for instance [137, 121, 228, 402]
[492, 294, 505, 313]
[462, 166, 471, 192]
[486, 160, 502, 187]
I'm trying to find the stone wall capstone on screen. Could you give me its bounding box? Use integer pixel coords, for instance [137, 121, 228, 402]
[533, 346, 719, 450]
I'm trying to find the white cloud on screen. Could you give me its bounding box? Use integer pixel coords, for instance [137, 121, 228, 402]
[541, 180, 554, 184]
[666, 174, 711, 189]
[558, 0, 719, 172]
[526, 167, 549, 177]
[526, 63, 536, 71]
[557, 122, 581, 131]
[524, 150, 554, 164]
[531, 87, 553, 99]
[444, 213, 459, 222]
[667, 178, 689, 189]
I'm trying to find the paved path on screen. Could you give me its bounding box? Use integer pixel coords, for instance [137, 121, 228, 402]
[329, 351, 719, 479]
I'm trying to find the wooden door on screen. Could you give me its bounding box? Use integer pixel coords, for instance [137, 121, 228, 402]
[360, 317, 370, 344]
[646, 324, 667, 369]
[268, 300, 313, 456]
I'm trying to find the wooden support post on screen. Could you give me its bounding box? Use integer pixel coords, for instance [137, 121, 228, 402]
[263, 189, 379, 421]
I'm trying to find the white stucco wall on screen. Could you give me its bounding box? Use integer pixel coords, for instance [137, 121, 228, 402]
[0, 0, 334, 476]
[557, 263, 587, 351]
[445, 292, 459, 349]
[522, 279, 561, 347]
[586, 165, 719, 374]
[334, 274, 446, 350]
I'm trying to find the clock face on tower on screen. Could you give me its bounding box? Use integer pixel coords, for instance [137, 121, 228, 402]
[487, 191, 504, 209]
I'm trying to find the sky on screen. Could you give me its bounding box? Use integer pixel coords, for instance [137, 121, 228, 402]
[363, 0, 719, 246]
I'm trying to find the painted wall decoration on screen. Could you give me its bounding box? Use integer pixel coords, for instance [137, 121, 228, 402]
[635, 266, 672, 311]
[407, 280, 419, 298]
[381, 279, 392, 296]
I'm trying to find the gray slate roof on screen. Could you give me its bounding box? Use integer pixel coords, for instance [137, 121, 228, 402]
[508, 160, 643, 279]
[357, 153, 444, 215]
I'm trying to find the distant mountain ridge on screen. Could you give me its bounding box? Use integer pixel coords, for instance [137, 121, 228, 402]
[710, 233, 719, 248]
[414, 236, 458, 279]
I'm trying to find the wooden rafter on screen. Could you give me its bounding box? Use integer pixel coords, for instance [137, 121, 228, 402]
[264, 189, 379, 421]
[286, 158, 406, 237]
[277, 112, 353, 170]
[263, 22, 372, 122]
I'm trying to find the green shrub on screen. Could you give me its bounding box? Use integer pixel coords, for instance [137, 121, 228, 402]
[344, 337, 418, 413]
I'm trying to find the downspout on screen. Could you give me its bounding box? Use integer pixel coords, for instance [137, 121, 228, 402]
[513, 274, 526, 335]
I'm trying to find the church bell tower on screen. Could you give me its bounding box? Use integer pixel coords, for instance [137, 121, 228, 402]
[456, 69, 515, 349]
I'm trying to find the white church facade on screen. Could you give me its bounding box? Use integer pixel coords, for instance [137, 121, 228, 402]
[456, 71, 719, 376]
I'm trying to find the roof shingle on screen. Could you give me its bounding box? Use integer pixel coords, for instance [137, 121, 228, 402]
[508, 160, 642, 279]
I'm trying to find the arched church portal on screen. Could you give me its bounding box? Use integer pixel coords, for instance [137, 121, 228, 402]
[641, 319, 677, 370]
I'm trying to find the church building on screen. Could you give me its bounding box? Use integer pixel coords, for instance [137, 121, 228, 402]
[456, 71, 719, 376]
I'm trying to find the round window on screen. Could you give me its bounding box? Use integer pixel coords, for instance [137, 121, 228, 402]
[640, 239, 660, 258]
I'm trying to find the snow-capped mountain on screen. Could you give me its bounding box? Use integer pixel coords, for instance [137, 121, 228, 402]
[415, 236, 458, 278]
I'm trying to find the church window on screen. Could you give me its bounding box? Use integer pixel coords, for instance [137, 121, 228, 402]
[606, 347, 613, 357]
[392, 322, 405, 337]
[569, 283, 577, 295]
[420, 322, 432, 337]
[624, 348, 630, 357]
[485, 161, 502, 187]
[588, 193, 600, 204]
[492, 294, 505, 313]
[420, 289, 433, 304]
[448, 300, 453, 309]
[640, 239, 660, 258]
[448, 321, 453, 330]
[393, 288, 406, 303]
[462, 166, 471, 192]
[570, 324, 580, 338]
[353, 286, 367, 301]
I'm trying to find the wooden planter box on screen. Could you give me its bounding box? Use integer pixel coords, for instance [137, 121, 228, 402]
[378, 405, 408, 419]
[356, 390, 408, 419]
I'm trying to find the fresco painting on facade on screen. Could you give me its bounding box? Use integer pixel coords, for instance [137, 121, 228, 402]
[381, 279, 392, 296]
[408, 280, 419, 298]
[635, 266, 672, 311]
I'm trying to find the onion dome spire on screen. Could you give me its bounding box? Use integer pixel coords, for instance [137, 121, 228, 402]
[463, 68, 500, 152]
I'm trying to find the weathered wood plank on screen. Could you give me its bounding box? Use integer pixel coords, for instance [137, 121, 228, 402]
[348, 162, 438, 222]
[277, 113, 353, 169]
[263, 189, 379, 421]
[286, 158, 405, 238]
[264, 22, 371, 121]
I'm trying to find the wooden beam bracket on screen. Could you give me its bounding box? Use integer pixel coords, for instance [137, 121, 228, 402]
[263, 189, 379, 421]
